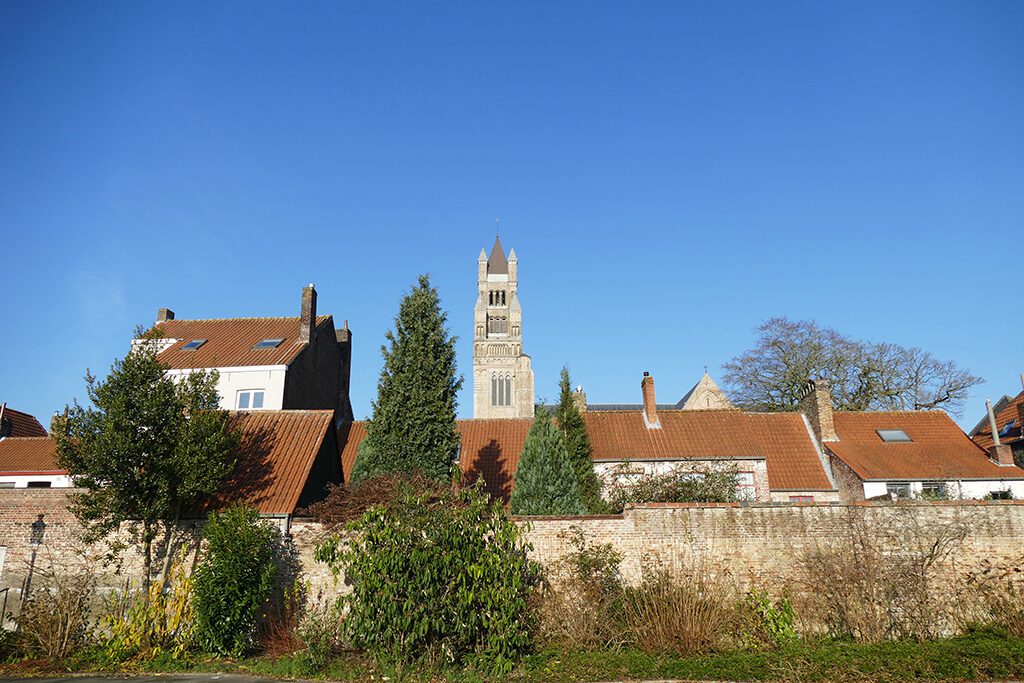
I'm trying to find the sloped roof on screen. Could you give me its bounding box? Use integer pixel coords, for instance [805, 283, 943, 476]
[0, 406, 48, 437]
[487, 237, 508, 274]
[586, 410, 832, 491]
[675, 373, 734, 410]
[0, 437, 62, 474]
[151, 316, 331, 369]
[828, 411, 1024, 481]
[338, 410, 834, 501]
[971, 391, 1024, 450]
[338, 419, 533, 502]
[211, 410, 335, 514]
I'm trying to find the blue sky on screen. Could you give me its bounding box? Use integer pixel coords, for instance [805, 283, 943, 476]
[1, 1, 1021, 428]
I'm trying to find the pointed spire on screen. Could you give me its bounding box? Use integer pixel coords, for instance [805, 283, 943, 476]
[487, 235, 508, 274]
[478, 248, 487, 261]
[508, 247, 517, 261]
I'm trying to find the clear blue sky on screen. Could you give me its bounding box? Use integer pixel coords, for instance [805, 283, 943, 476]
[2, 1, 1021, 429]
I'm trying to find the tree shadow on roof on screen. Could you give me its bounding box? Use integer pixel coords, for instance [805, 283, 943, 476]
[462, 438, 514, 505]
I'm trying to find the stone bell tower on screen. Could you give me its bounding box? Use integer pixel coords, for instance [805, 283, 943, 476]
[473, 236, 535, 418]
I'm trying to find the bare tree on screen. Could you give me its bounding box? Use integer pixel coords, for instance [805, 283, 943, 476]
[722, 318, 981, 416]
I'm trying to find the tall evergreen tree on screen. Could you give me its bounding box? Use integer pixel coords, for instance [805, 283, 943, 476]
[510, 409, 585, 516]
[555, 366, 606, 513]
[353, 275, 462, 482]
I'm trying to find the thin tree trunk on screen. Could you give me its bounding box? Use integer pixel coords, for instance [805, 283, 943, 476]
[142, 522, 153, 604]
[159, 503, 182, 590]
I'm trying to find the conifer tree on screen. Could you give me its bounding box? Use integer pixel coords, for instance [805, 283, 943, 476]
[353, 275, 462, 482]
[555, 366, 606, 513]
[510, 409, 585, 516]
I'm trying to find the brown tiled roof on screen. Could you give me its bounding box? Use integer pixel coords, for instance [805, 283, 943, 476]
[212, 410, 335, 514]
[0, 437, 62, 474]
[1, 406, 48, 437]
[586, 410, 762, 461]
[972, 391, 1024, 450]
[152, 316, 331, 369]
[744, 412, 834, 491]
[829, 411, 1024, 481]
[338, 410, 835, 502]
[487, 236, 508, 274]
[338, 419, 533, 502]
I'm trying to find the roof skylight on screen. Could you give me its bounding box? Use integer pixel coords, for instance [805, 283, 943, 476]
[876, 429, 912, 443]
[254, 338, 284, 349]
[182, 339, 207, 350]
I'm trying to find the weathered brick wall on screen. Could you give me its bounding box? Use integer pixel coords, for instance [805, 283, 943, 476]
[518, 501, 1024, 586]
[4, 489, 1024, 615]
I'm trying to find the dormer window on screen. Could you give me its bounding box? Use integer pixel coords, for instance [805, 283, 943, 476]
[877, 429, 912, 442]
[253, 338, 284, 349]
[237, 390, 265, 410]
[182, 339, 207, 350]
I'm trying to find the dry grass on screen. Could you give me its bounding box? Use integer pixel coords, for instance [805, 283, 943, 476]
[623, 565, 739, 653]
[794, 507, 970, 642]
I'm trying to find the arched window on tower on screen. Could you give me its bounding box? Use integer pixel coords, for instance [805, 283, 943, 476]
[504, 373, 513, 406]
[491, 374, 498, 406]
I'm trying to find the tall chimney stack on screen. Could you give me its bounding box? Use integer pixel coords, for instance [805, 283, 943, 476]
[157, 308, 175, 323]
[572, 385, 587, 414]
[641, 372, 660, 428]
[300, 283, 317, 344]
[798, 378, 838, 443]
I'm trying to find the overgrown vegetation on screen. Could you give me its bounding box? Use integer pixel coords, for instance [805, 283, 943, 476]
[315, 480, 539, 670]
[603, 462, 740, 512]
[511, 409, 586, 516]
[193, 505, 280, 657]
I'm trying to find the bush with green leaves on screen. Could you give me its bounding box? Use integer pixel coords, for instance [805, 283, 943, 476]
[315, 480, 539, 670]
[604, 463, 739, 512]
[510, 409, 586, 516]
[193, 505, 279, 656]
[737, 590, 798, 650]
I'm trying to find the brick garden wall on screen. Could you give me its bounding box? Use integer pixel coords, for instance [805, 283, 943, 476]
[3, 489, 1024, 617]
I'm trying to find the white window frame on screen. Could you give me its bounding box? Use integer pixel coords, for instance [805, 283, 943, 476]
[736, 471, 756, 500]
[236, 389, 266, 410]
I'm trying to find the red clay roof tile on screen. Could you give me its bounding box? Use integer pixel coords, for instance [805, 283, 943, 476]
[210, 409, 335, 514]
[972, 391, 1024, 450]
[829, 411, 1024, 481]
[0, 437, 62, 474]
[152, 316, 331, 370]
[0, 406, 48, 437]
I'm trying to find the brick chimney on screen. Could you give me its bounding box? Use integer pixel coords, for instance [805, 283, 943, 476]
[641, 372, 660, 428]
[157, 308, 175, 323]
[299, 283, 317, 344]
[572, 386, 587, 414]
[336, 320, 354, 423]
[798, 378, 838, 443]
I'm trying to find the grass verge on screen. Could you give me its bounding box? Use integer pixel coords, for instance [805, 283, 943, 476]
[2, 629, 1023, 682]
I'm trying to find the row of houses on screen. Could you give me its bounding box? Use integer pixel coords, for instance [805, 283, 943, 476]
[2, 282, 1024, 522]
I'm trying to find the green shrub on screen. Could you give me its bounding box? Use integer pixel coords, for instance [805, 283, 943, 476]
[510, 409, 586, 516]
[193, 505, 279, 656]
[315, 481, 539, 670]
[737, 590, 798, 650]
[605, 462, 739, 513]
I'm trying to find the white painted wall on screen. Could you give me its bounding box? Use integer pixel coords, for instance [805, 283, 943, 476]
[593, 458, 771, 502]
[165, 366, 287, 411]
[862, 479, 1024, 500]
[0, 474, 73, 488]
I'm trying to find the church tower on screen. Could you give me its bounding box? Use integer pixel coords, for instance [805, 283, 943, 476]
[473, 237, 535, 418]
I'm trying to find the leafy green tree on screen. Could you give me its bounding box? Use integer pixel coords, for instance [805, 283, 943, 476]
[510, 410, 586, 516]
[555, 367, 606, 513]
[54, 334, 239, 583]
[193, 505, 279, 656]
[353, 275, 462, 481]
[315, 482, 538, 669]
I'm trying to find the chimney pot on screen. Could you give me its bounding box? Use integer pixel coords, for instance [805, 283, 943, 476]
[300, 284, 317, 344]
[157, 308, 175, 323]
[641, 373, 660, 428]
